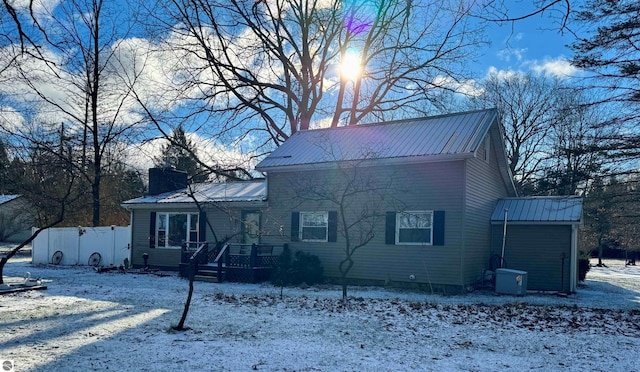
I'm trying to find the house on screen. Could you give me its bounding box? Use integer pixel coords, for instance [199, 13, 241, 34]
[122, 109, 583, 293]
[0, 195, 34, 243]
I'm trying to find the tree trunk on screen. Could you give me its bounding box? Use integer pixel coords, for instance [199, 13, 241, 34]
[597, 236, 604, 267]
[341, 279, 348, 300]
[173, 259, 196, 331]
[92, 173, 101, 226]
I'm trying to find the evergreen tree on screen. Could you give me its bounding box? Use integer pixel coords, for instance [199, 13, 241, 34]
[0, 140, 9, 193]
[156, 127, 208, 183]
[570, 1, 640, 162]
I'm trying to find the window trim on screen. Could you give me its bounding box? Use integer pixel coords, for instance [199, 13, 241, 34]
[155, 212, 199, 249]
[395, 210, 434, 245]
[299, 211, 329, 242]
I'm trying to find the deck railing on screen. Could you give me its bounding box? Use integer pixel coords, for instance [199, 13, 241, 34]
[182, 242, 284, 283]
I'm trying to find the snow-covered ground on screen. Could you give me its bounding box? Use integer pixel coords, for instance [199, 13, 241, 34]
[1, 245, 639, 372]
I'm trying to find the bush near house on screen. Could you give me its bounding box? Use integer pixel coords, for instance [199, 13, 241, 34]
[272, 247, 324, 286]
[578, 253, 591, 281]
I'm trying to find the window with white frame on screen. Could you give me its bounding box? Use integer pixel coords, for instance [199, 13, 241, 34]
[156, 213, 199, 248]
[396, 211, 433, 244]
[300, 211, 329, 242]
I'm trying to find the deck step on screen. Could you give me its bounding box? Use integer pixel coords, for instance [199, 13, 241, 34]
[194, 274, 220, 283]
[197, 270, 220, 276]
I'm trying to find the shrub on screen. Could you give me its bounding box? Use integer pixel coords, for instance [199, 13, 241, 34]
[272, 248, 324, 286]
[290, 250, 324, 286]
[578, 253, 591, 281]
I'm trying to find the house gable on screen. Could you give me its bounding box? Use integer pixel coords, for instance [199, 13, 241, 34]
[256, 108, 516, 197]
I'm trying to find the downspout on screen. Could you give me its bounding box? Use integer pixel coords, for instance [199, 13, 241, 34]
[500, 209, 508, 268]
[570, 224, 578, 292]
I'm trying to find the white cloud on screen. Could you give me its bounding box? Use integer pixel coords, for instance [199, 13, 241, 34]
[497, 47, 527, 62]
[0, 106, 25, 134]
[9, 0, 60, 20]
[432, 76, 483, 97]
[485, 66, 519, 81]
[485, 57, 579, 82]
[526, 57, 579, 78]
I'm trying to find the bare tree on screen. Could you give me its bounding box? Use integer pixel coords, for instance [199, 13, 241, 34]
[536, 90, 609, 195]
[1, 0, 145, 226]
[287, 139, 397, 300]
[477, 0, 571, 27]
[468, 71, 564, 194]
[0, 136, 80, 284]
[147, 0, 484, 148]
[581, 175, 640, 267]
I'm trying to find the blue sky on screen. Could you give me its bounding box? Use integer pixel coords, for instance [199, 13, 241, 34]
[477, 10, 578, 79]
[0, 1, 584, 172]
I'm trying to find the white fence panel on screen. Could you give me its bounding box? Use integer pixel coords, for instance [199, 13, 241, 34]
[32, 226, 131, 266]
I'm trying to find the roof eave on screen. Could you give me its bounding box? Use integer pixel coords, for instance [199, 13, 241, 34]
[121, 200, 268, 210]
[256, 153, 475, 173]
[490, 220, 582, 225]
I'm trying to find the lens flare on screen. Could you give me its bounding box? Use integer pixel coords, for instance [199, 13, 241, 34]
[343, 0, 377, 34]
[340, 48, 362, 81]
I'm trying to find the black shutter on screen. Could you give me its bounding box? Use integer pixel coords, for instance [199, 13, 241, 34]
[149, 212, 156, 249]
[433, 211, 445, 246]
[385, 211, 396, 245]
[291, 212, 300, 242]
[328, 211, 338, 242]
[199, 211, 207, 242]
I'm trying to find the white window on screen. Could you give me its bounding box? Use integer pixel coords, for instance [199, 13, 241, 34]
[300, 212, 329, 242]
[156, 213, 199, 248]
[396, 211, 433, 245]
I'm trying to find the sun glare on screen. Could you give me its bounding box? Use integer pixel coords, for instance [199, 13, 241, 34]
[340, 49, 362, 82]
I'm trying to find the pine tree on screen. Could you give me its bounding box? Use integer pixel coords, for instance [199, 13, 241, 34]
[156, 127, 208, 183]
[0, 140, 9, 193]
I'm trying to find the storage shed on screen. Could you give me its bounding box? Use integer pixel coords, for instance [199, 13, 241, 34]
[490, 196, 583, 293]
[0, 195, 34, 243]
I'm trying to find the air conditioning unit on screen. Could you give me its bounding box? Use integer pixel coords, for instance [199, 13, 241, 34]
[495, 268, 527, 296]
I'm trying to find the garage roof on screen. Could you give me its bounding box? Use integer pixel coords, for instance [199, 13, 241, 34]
[491, 196, 583, 224]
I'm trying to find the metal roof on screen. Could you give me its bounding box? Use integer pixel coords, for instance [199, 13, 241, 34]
[0, 195, 20, 205]
[122, 180, 266, 206]
[256, 109, 498, 170]
[491, 197, 583, 224]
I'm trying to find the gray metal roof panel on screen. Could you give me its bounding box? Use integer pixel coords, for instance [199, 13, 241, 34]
[0, 195, 20, 205]
[123, 180, 267, 205]
[256, 109, 498, 169]
[491, 197, 583, 223]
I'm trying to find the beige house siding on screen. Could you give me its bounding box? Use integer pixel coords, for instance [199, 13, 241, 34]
[462, 124, 513, 287]
[491, 224, 572, 292]
[262, 160, 466, 288]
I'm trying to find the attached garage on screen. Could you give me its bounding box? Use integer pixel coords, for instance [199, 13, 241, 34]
[490, 196, 583, 293]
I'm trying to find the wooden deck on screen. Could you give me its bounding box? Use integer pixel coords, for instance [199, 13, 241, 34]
[179, 242, 283, 283]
